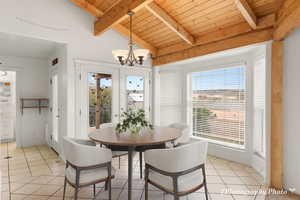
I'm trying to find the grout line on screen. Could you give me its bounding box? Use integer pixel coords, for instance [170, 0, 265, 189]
[21, 147, 33, 176]
[6, 143, 12, 200]
[35, 145, 57, 175]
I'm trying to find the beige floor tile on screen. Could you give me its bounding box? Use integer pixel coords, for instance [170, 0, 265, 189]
[10, 175, 37, 184]
[48, 176, 65, 185]
[222, 176, 244, 185]
[141, 190, 164, 200]
[207, 183, 228, 194]
[53, 185, 75, 197]
[96, 188, 122, 200]
[1, 183, 9, 192]
[207, 176, 224, 184]
[30, 175, 55, 184]
[216, 169, 237, 177]
[23, 195, 50, 200]
[13, 184, 42, 195]
[210, 193, 234, 200]
[232, 194, 256, 200]
[32, 184, 61, 196]
[226, 184, 250, 195]
[111, 178, 127, 189]
[10, 183, 26, 192]
[187, 192, 210, 200]
[10, 194, 27, 200]
[119, 189, 143, 200]
[239, 176, 260, 186]
[1, 191, 10, 200]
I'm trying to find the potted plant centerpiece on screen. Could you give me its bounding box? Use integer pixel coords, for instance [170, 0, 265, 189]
[116, 109, 153, 134]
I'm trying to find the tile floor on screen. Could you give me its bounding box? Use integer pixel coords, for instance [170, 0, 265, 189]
[0, 142, 298, 200]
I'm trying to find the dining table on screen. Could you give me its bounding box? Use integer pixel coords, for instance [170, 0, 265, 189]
[89, 126, 182, 200]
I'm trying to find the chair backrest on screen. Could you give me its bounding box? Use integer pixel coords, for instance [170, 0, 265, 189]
[63, 136, 112, 167]
[100, 123, 114, 128]
[145, 141, 208, 173]
[168, 123, 190, 144]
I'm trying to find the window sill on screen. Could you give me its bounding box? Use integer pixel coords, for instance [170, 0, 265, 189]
[190, 136, 246, 150]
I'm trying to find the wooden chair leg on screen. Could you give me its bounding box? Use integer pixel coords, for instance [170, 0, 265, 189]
[74, 187, 79, 200]
[108, 177, 112, 200]
[145, 167, 149, 200]
[139, 152, 143, 179]
[93, 184, 96, 197]
[63, 177, 67, 200]
[105, 181, 108, 191]
[202, 166, 209, 200]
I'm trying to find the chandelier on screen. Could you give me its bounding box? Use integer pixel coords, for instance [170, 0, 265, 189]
[112, 11, 149, 66]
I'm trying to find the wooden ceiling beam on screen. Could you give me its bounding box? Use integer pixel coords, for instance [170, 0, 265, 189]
[235, 0, 257, 29]
[70, 0, 103, 17]
[145, 2, 195, 45]
[274, 0, 300, 41]
[153, 28, 273, 66]
[70, 0, 157, 56]
[156, 14, 275, 57]
[94, 0, 153, 36]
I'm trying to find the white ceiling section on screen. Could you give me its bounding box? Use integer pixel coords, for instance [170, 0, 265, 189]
[0, 32, 59, 59]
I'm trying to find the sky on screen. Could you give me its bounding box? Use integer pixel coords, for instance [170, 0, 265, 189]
[192, 66, 246, 90]
[88, 73, 144, 91]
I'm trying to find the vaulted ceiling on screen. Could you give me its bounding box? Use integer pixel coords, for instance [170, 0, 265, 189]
[70, 0, 299, 66]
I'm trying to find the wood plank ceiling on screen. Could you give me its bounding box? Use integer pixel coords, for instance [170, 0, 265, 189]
[71, 0, 278, 65]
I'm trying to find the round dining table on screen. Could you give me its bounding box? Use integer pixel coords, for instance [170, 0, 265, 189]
[89, 126, 182, 200]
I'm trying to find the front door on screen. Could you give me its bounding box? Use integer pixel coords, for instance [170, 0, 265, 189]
[120, 68, 151, 120]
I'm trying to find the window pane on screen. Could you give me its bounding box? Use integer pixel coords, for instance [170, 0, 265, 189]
[192, 66, 246, 147]
[127, 76, 144, 110]
[88, 73, 112, 128]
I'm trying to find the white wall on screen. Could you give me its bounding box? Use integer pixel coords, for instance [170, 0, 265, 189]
[0, 0, 131, 153]
[0, 56, 49, 146]
[283, 28, 300, 194]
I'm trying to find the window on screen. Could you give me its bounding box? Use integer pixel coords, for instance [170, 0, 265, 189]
[191, 66, 246, 147]
[253, 58, 266, 157]
[126, 75, 144, 110]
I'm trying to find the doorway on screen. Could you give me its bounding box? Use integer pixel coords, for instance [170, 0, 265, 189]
[88, 72, 113, 131]
[75, 62, 152, 138]
[0, 70, 16, 142]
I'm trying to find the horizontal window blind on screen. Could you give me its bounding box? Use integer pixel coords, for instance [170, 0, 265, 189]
[192, 66, 246, 146]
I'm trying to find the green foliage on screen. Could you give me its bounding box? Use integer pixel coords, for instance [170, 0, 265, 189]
[116, 109, 153, 134]
[193, 107, 213, 133]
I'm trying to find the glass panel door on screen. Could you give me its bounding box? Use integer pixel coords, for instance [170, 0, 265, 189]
[88, 73, 112, 130]
[127, 75, 144, 110]
[120, 69, 150, 120]
[76, 63, 119, 139]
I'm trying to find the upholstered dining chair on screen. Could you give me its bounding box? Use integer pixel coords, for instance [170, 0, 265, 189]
[62, 137, 114, 200]
[144, 141, 209, 200]
[100, 123, 128, 169]
[167, 123, 190, 147]
[137, 123, 190, 179]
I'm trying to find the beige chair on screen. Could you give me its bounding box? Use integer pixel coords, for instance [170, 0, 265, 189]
[62, 137, 115, 200]
[168, 123, 191, 146]
[144, 141, 209, 200]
